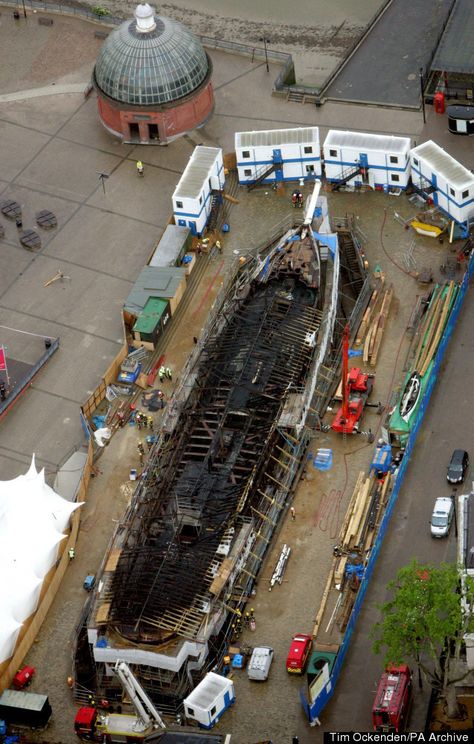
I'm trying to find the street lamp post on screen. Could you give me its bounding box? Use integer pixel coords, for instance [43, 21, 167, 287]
[419, 67, 426, 125]
[97, 172, 110, 195]
[259, 37, 270, 73]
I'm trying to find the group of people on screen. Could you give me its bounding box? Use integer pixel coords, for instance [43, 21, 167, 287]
[291, 190, 304, 208]
[135, 410, 154, 430]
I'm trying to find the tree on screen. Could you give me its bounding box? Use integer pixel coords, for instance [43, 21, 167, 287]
[372, 560, 474, 719]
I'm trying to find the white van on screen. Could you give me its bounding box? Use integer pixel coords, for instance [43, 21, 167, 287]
[430, 497, 454, 538]
[247, 646, 274, 681]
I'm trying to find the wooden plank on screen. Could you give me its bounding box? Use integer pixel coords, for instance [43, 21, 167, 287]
[312, 557, 337, 638]
[105, 548, 122, 572]
[370, 286, 393, 366]
[413, 286, 443, 371]
[419, 282, 455, 377]
[356, 289, 378, 344]
[339, 471, 365, 546]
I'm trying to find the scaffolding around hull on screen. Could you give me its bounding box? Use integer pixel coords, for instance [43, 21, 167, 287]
[74, 198, 350, 713]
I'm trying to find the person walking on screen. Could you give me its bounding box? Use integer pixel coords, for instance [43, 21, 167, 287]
[290, 506, 296, 520]
[68, 547, 75, 560]
[137, 441, 145, 466]
[165, 367, 172, 380]
[136, 160, 144, 176]
[147, 416, 154, 432]
[158, 366, 166, 383]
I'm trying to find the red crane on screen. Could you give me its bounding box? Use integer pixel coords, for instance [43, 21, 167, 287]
[331, 324, 374, 435]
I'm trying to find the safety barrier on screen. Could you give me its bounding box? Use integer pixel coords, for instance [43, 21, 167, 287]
[304, 252, 474, 723]
[0, 337, 59, 419]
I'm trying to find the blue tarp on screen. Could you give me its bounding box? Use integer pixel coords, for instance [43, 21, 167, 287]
[313, 231, 338, 257]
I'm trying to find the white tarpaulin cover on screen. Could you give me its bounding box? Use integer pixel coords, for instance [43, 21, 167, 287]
[0, 455, 83, 663]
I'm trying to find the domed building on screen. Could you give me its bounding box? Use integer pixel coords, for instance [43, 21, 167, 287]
[93, 3, 214, 144]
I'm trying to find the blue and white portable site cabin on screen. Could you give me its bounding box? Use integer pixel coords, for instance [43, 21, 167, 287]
[184, 672, 235, 729]
[410, 140, 474, 234]
[235, 127, 321, 186]
[172, 146, 225, 236]
[323, 130, 411, 190]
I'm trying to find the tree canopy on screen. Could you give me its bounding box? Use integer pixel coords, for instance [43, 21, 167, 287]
[372, 560, 474, 718]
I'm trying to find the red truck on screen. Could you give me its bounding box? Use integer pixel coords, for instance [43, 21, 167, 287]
[286, 633, 312, 674]
[372, 664, 413, 732]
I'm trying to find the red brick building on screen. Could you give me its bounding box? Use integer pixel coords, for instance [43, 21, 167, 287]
[93, 2, 214, 145]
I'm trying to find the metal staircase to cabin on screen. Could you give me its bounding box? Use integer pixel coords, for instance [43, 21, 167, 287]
[331, 162, 363, 190]
[207, 190, 222, 231]
[410, 177, 437, 198]
[247, 161, 279, 191]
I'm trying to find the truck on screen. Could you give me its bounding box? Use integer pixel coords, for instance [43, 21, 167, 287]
[0, 689, 52, 729]
[75, 660, 165, 742]
[74, 661, 232, 743]
[372, 664, 413, 732]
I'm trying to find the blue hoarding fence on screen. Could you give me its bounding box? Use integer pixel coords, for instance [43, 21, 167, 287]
[305, 257, 474, 724]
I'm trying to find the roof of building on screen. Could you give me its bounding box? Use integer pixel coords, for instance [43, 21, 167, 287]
[94, 3, 210, 106]
[324, 130, 411, 153]
[149, 224, 191, 267]
[411, 140, 474, 188]
[174, 146, 221, 200]
[235, 127, 319, 148]
[133, 297, 169, 333]
[124, 266, 186, 315]
[431, 0, 474, 74]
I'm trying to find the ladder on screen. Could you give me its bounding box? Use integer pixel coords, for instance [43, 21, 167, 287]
[332, 163, 363, 190]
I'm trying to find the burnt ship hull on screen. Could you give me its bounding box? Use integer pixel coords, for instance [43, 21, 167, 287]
[75, 225, 329, 712]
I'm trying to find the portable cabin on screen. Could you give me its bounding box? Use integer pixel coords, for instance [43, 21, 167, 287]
[132, 297, 171, 347]
[0, 689, 52, 728]
[323, 131, 411, 189]
[172, 147, 225, 236]
[148, 224, 192, 267]
[184, 672, 235, 729]
[447, 105, 474, 136]
[235, 127, 321, 185]
[410, 140, 474, 229]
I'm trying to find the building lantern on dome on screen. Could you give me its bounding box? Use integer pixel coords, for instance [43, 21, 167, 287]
[92, 3, 214, 145]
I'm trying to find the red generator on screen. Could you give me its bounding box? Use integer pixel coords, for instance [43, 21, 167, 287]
[13, 665, 35, 690]
[372, 664, 413, 732]
[434, 91, 445, 114]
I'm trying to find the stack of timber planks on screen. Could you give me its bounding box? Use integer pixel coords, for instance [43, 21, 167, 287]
[356, 283, 393, 367]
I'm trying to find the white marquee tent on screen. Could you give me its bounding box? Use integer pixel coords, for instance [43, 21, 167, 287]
[0, 456, 83, 664]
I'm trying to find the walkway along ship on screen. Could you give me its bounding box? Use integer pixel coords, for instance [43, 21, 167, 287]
[74, 184, 343, 714]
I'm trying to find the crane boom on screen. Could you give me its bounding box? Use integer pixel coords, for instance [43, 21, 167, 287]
[114, 660, 166, 732]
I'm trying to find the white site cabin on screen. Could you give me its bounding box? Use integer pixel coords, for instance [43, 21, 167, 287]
[410, 139, 474, 229]
[235, 127, 321, 185]
[184, 672, 235, 729]
[172, 146, 225, 236]
[323, 130, 412, 190]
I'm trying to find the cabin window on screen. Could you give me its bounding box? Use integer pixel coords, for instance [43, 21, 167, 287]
[462, 189, 469, 199]
[413, 157, 419, 166]
[211, 706, 216, 715]
[391, 174, 400, 182]
[306, 164, 315, 173]
[176, 200, 183, 208]
[242, 150, 250, 158]
[244, 169, 252, 177]
[187, 707, 194, 716]
[304, 146, 313, 154]
[390, 155, 398, 164]
[329, 149, 337, 157]
[450, 187, 455, 197]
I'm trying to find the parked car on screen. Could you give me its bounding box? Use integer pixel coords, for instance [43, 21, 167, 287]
[430, 497, 454, 538]
[286, 633, 312, 674]
[247, 646, 274, 681]
[447, 449, 469, 484]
